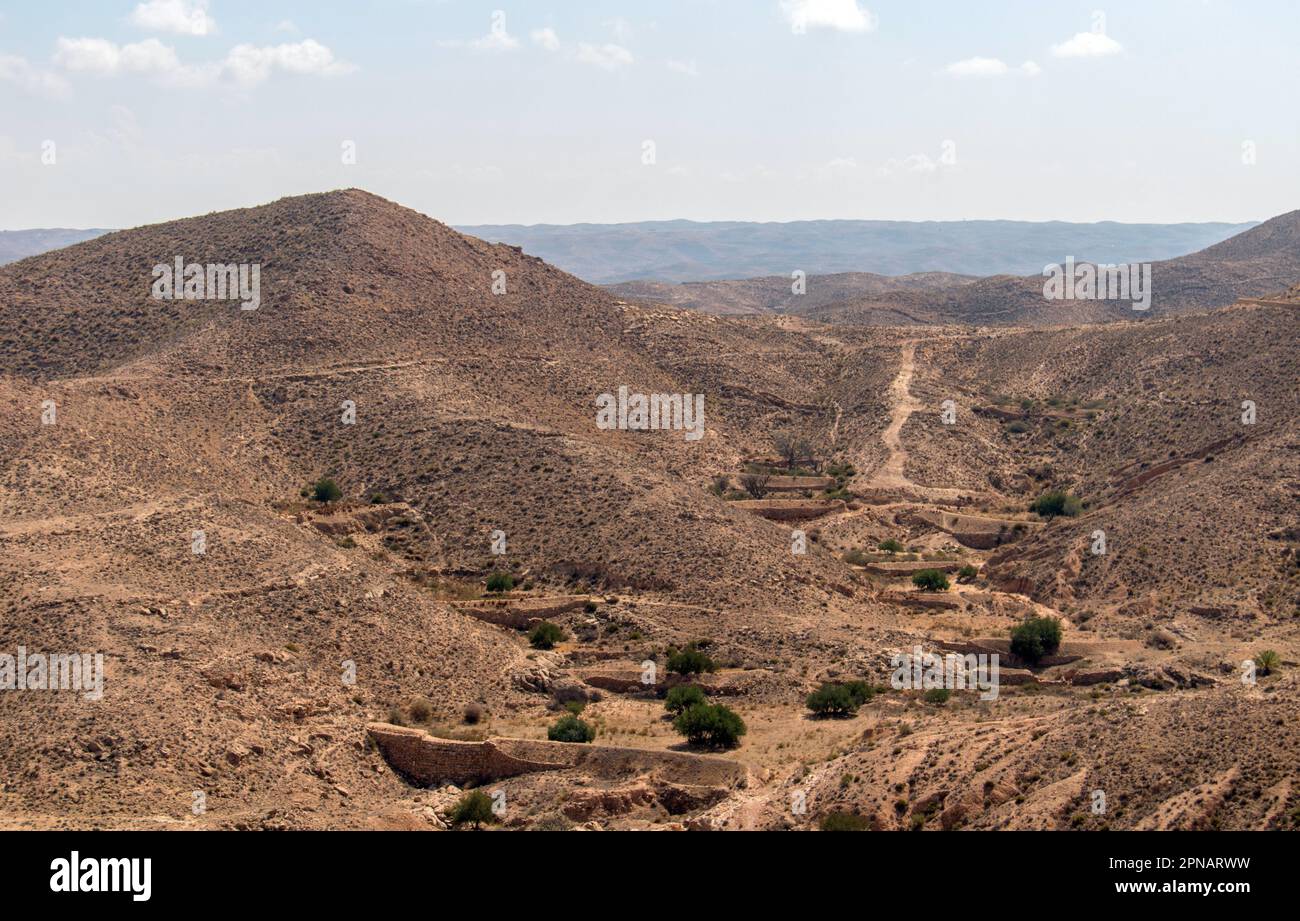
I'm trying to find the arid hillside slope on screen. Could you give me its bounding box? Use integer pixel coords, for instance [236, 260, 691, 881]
[0, 191, 1296, 831]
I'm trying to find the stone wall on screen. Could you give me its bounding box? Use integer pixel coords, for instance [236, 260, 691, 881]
[369, 724, 749, 789]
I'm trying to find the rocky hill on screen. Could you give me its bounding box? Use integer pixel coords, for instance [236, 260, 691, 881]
[1, 191, 1296, 831]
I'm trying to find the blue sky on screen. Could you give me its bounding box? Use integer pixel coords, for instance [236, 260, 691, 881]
[1, 0, 1297, 228]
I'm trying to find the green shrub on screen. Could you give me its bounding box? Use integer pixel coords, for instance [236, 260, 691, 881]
[878, 539, 905, 554]
[1010, 616, 1063, 664]
[911, 569, 950, 591]
[312, 478, 342, 503]
[1254, 650, 1281, 676]
[807, 680, 875, 718]
[806, 682, 859, 718]
[370, 492, 388, 504]
[547, 714, 595, 743]
[449, 791, 498, 829]
[486, 571, 514, 594]
[1030, 490, 1082, 518]
[407, 696, 434, 722]
[923, 688, 952, 705]
[664, 684, 707, 715]
[1006, 420, 1029, 434]
[528, 621, 565, 650]
[819, 811, 871, 831]
[667, 643, 718, 676]
[673, 703, 746, 749]
[842, 549, 869, 566]
[957, 564, 979, 582]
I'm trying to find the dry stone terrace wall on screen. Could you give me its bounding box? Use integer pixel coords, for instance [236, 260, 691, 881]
[762, 476, 837, 491]
[452, 596, 589, 630]
[368, 724, 749, 788]
[905, 509, 1039, 550]
[731, 499, 845, 521]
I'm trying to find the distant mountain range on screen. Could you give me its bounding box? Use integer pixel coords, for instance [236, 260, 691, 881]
[459, 219, 1258, 284]
[0, 229, 111, 266]
[606, 210, 1300, 325]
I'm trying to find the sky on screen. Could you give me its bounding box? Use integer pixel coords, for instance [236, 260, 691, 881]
[1, 0, 1297, 229]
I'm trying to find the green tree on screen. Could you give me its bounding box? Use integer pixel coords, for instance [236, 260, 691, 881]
[673, 703, 746, 749]
[912, 569, 950, 591]
[667, 643, 718, 676]
[312, 478, 342, 503]
[1030, 490, 1082, 518]
[664, 684, 707, 715]
[1010, 616, 1063, 664]
[547, 713, 595, 743]
[806, 682, 859, 718]
[449, 791, 498, 829]
[528, 621, 565, 650]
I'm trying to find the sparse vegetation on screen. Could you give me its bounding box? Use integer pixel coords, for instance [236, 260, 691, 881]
[311, 478, 342, 503]
[547, 713, 595, 743]
[1030, 490, 1082, 518]
[407, 696, 434, 722]
[449, 791, 498, 829]
[463, 702, 485, 725]
[773, 432, 813, 470]
[486, 571, 514, 594]
[664, 684, 707, 715]
[911, 569, 950, 591]
[528, 621, 565, 650]
[739, 473, 771, 499]
[806, 680, 875, 718]
[819, 811, 871, 831]
[878, 539, 904, 554]
[923, 688, 952, 705]
[957, 564, 979, 583]
[673, 702, 746, 750]
[667, 643, 718, 676]
[1010, 616, 1063, 664]
[1254, 650, 1281, 676]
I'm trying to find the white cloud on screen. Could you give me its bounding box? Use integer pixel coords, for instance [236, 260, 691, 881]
[0, 53, 70, 96]
[441, 27, 520, 52]
[54, 37, 182, 75]
[222, 40, 356, 87]
[876, 153, 939, 177]
[575, 43, 633, 70]
[130, 0, 216, 37]
[781, 0, 877, 33]
[945, 57, 1039, 78]
[1051, 31, 1123, 58]
[53, 35, 353, 88]
[531, 28, 561, 52]
[666, 58, 698, 77]
[472, 28, 519, 51]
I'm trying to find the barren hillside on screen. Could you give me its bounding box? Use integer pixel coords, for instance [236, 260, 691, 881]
[1, 191, 1296, 832]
